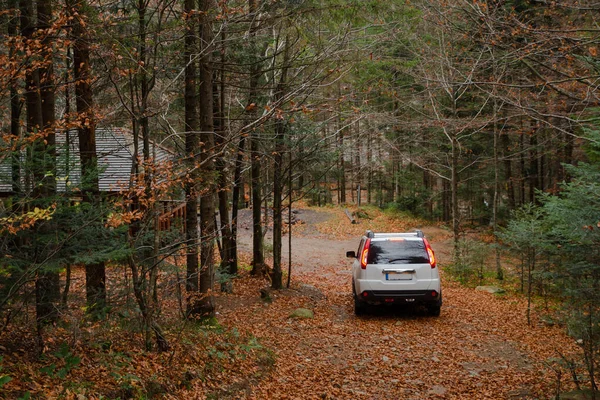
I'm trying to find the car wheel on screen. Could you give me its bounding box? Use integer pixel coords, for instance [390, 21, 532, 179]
[354, 295, 367, 316]
[428, 304, 441, 317]
[352, 279, 367, 316]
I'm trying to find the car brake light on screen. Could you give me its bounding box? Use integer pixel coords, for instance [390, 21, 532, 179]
[360, 238, 370, 269]
[424, 238, 436, 268]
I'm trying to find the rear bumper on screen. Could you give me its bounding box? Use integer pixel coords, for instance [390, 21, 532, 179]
[357, 289, 441, 306]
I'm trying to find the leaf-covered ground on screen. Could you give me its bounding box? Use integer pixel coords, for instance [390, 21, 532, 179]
[0, 205, 582, 399]
[212, 206, 580, 399]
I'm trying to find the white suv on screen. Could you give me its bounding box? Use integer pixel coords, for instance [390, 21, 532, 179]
[346, 230, 442, 316]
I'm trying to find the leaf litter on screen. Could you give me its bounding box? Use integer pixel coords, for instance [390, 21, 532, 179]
[0, 205, 581, 399]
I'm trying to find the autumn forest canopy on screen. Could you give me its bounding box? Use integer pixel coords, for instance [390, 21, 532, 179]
[0, 0, 599, 398]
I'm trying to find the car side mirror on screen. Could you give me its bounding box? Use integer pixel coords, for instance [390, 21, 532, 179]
[346, 251, 356, 258]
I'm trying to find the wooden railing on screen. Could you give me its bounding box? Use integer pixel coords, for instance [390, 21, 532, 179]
[158, 202, 186, 232]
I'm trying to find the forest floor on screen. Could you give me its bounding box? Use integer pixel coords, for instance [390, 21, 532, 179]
[0, 204, 584, 399]
[210, 205, 581, 399]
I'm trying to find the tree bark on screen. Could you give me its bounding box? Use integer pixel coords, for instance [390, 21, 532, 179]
[213, 35, 234, 275]
[492, 97, 503, 281]
[529, 130, 538, 204]
[367, 128, 372, 204]
[230, 0, 261, 276]
[8, 0, 21, 201]
[20, 0, 60, 326]
[337, 84, 346, 204]
[68, 0, 106, 315]
[501, 133, 515, 210]
[198, 0, 217, 316]
[248, 0, 265, 275]
[271, 34, 290, 290]
[451, 134, 460, 261]
[230, 135, 245, 274]
[184, 0, 200, 297]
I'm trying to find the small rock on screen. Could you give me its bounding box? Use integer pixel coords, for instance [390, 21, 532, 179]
[382, 355, 390, 363]
[475, 285, 506, 294]
[431, 356, 440, 362]
[289, 308, 314, 319]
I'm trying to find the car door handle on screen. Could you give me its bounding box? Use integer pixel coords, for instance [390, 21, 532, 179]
[382, 269, 415, 274]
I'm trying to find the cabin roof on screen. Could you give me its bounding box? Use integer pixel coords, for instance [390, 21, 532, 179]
[0, 127, 174, 195]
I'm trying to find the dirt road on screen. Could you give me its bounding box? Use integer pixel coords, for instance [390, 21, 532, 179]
[220, 208, 576, 399]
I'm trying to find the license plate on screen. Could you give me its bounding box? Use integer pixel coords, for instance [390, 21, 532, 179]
[386, 273, 412, 281]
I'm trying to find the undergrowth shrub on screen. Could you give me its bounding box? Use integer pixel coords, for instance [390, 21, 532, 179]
[446, 238, 493, 285]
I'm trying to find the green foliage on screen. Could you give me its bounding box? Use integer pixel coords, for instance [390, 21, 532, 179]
[0, 195, 129, 316]
[39, 343, 81, 379]
[18, 392, 31, 400]
[0, 356, 11, 389]
[499, 204, 550, 253]
[500, 129, 600, 391]
[386, 194, 430, 218]
[445, 238, 493, 285]
[110, 371, 142, 396]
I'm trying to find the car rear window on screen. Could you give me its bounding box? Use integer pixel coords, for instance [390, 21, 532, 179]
[367, 240, 429, 264]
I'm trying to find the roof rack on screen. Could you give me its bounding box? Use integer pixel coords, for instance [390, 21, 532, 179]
[367, 230, 425, 238]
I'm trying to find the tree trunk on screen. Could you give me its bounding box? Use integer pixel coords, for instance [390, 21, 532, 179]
[213, 24, 233, 276]
[287, 151, 293, 288]
[562, 128, 574, 183]
[353, 120, 361, 204]
[451, 134, 460, 262]
[213, 67, 234, 275]
[501, 133, 515, 210]
[184, 0, 200, 297]
[271, 34, 290, 290]
[529, 131, 538, 204]
[8, 0, 21, 203]
[519, 131, 525, 206]
[69, 0, 106, 315]
[38, 0, 61, 319]
[337, 84, 346, 204]
[492, 97, 503, 281]
[367, 129, 372, 204]
[198, 0, 217, 316]
[230, 135, 245, 274]
[248, 0, 265, 275]
[250, 129, 265, 275]
[20, 0, 60, 327]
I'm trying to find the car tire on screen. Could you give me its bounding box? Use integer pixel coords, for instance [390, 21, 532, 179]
[352, 279, 367, 316]
[354, 295, 367, 316]
[428, 305, 441, 317]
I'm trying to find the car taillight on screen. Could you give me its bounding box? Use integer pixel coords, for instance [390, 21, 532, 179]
[360, 238, 370, 269]
[424, 238, 436, 268]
